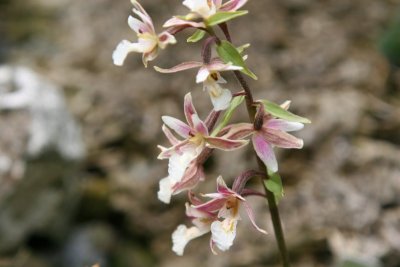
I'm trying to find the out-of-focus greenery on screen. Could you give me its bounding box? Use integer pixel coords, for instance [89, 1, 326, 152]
[379, 12, 400, 66]
[341, 259, 375, 267]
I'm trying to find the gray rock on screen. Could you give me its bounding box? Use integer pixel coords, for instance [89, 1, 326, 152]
[0, 65, 85, 253]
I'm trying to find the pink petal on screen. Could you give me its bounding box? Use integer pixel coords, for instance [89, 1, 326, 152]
[220, 0, 248, 11]
[213, 0, 223, 8]
[162, 124, 179, 145]
[252, 133, 278, 172]
[132, 5, 155, 34]
[184, 93, 198, 129]
[157, 139, 190, 159]
[261, 128, 304, 149]
[266, 119, 304, 132]
[162, 116, 191, 138]
[188, 191, 203, 206]
[207, 58, 242, 72]
[220, 123, 254, 140]
[214, 176, 243, 199]
[205, 136, 249, 151]
[242, 201, 268, 234]
[172, 163, 205, 194]
[193, 198, 226, 213]
[192, 114, 208, 135]
[154, 61, 202, 73]
[216, 176, 232, 195]
[163, 17, 206, 29]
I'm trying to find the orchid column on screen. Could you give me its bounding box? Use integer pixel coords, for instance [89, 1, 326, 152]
[113, 1, 311, 266]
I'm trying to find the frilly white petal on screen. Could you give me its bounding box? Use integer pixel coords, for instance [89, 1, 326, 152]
[209, 88, 232, 111]
[112, 40, 143, 66]
[172, 225, 209, 256]
[168, 153, 196, 183]
[211, 219, 237, 251]
[158, 177, 174, 204]
[158, 152, 197, 203]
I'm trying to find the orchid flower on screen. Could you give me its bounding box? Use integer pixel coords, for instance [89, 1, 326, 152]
[221, 101, 304, 173]
[172, 193, 216, 255]
[157, 93, 249, 203]
[252, 103, 304, 173]
[164, 0, 248, 29]
[112, 0, 176, 67]
[155, 58, 242, 111]
[172, 176, 266, 255]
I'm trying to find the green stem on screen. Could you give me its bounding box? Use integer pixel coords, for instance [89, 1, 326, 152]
[220, 23, 291, 267]
[235, 71, 291, 267]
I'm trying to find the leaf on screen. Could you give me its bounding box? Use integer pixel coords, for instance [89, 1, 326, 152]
[216, 40, 257, 80]
[206, 10, 248, 26]
[260, 99, 311, 123]
[264, 172, 284, 203]
[187, 29, 206, 43]
[211, 96, 245, 136]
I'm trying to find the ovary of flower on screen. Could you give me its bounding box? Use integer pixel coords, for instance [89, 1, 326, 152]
[154, 59, 242, 111]
[112, 0, 176, 67]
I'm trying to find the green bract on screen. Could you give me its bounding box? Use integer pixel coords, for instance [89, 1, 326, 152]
[264, 172, 284, 203]
[216, 40, 257, 80]
[260, 100, 311, 123]
[187, 29, 206, 43]
[211, 95, 245, 136]
[206, 10, 248, 26]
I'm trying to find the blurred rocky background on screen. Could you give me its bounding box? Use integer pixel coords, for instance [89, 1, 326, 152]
[0, 0, 400, 266]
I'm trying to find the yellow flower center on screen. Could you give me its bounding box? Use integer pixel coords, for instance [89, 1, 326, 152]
[189, 133, 204, 146]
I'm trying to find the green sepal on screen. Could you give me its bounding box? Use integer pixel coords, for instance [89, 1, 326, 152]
[211, 96, 245, 136]
[187, 29, 206, 43]
[216, 40, 257, 80]
[264, 171, 284, 203]
[260, 100, 311, 123]
[206, 10, 248, 26]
